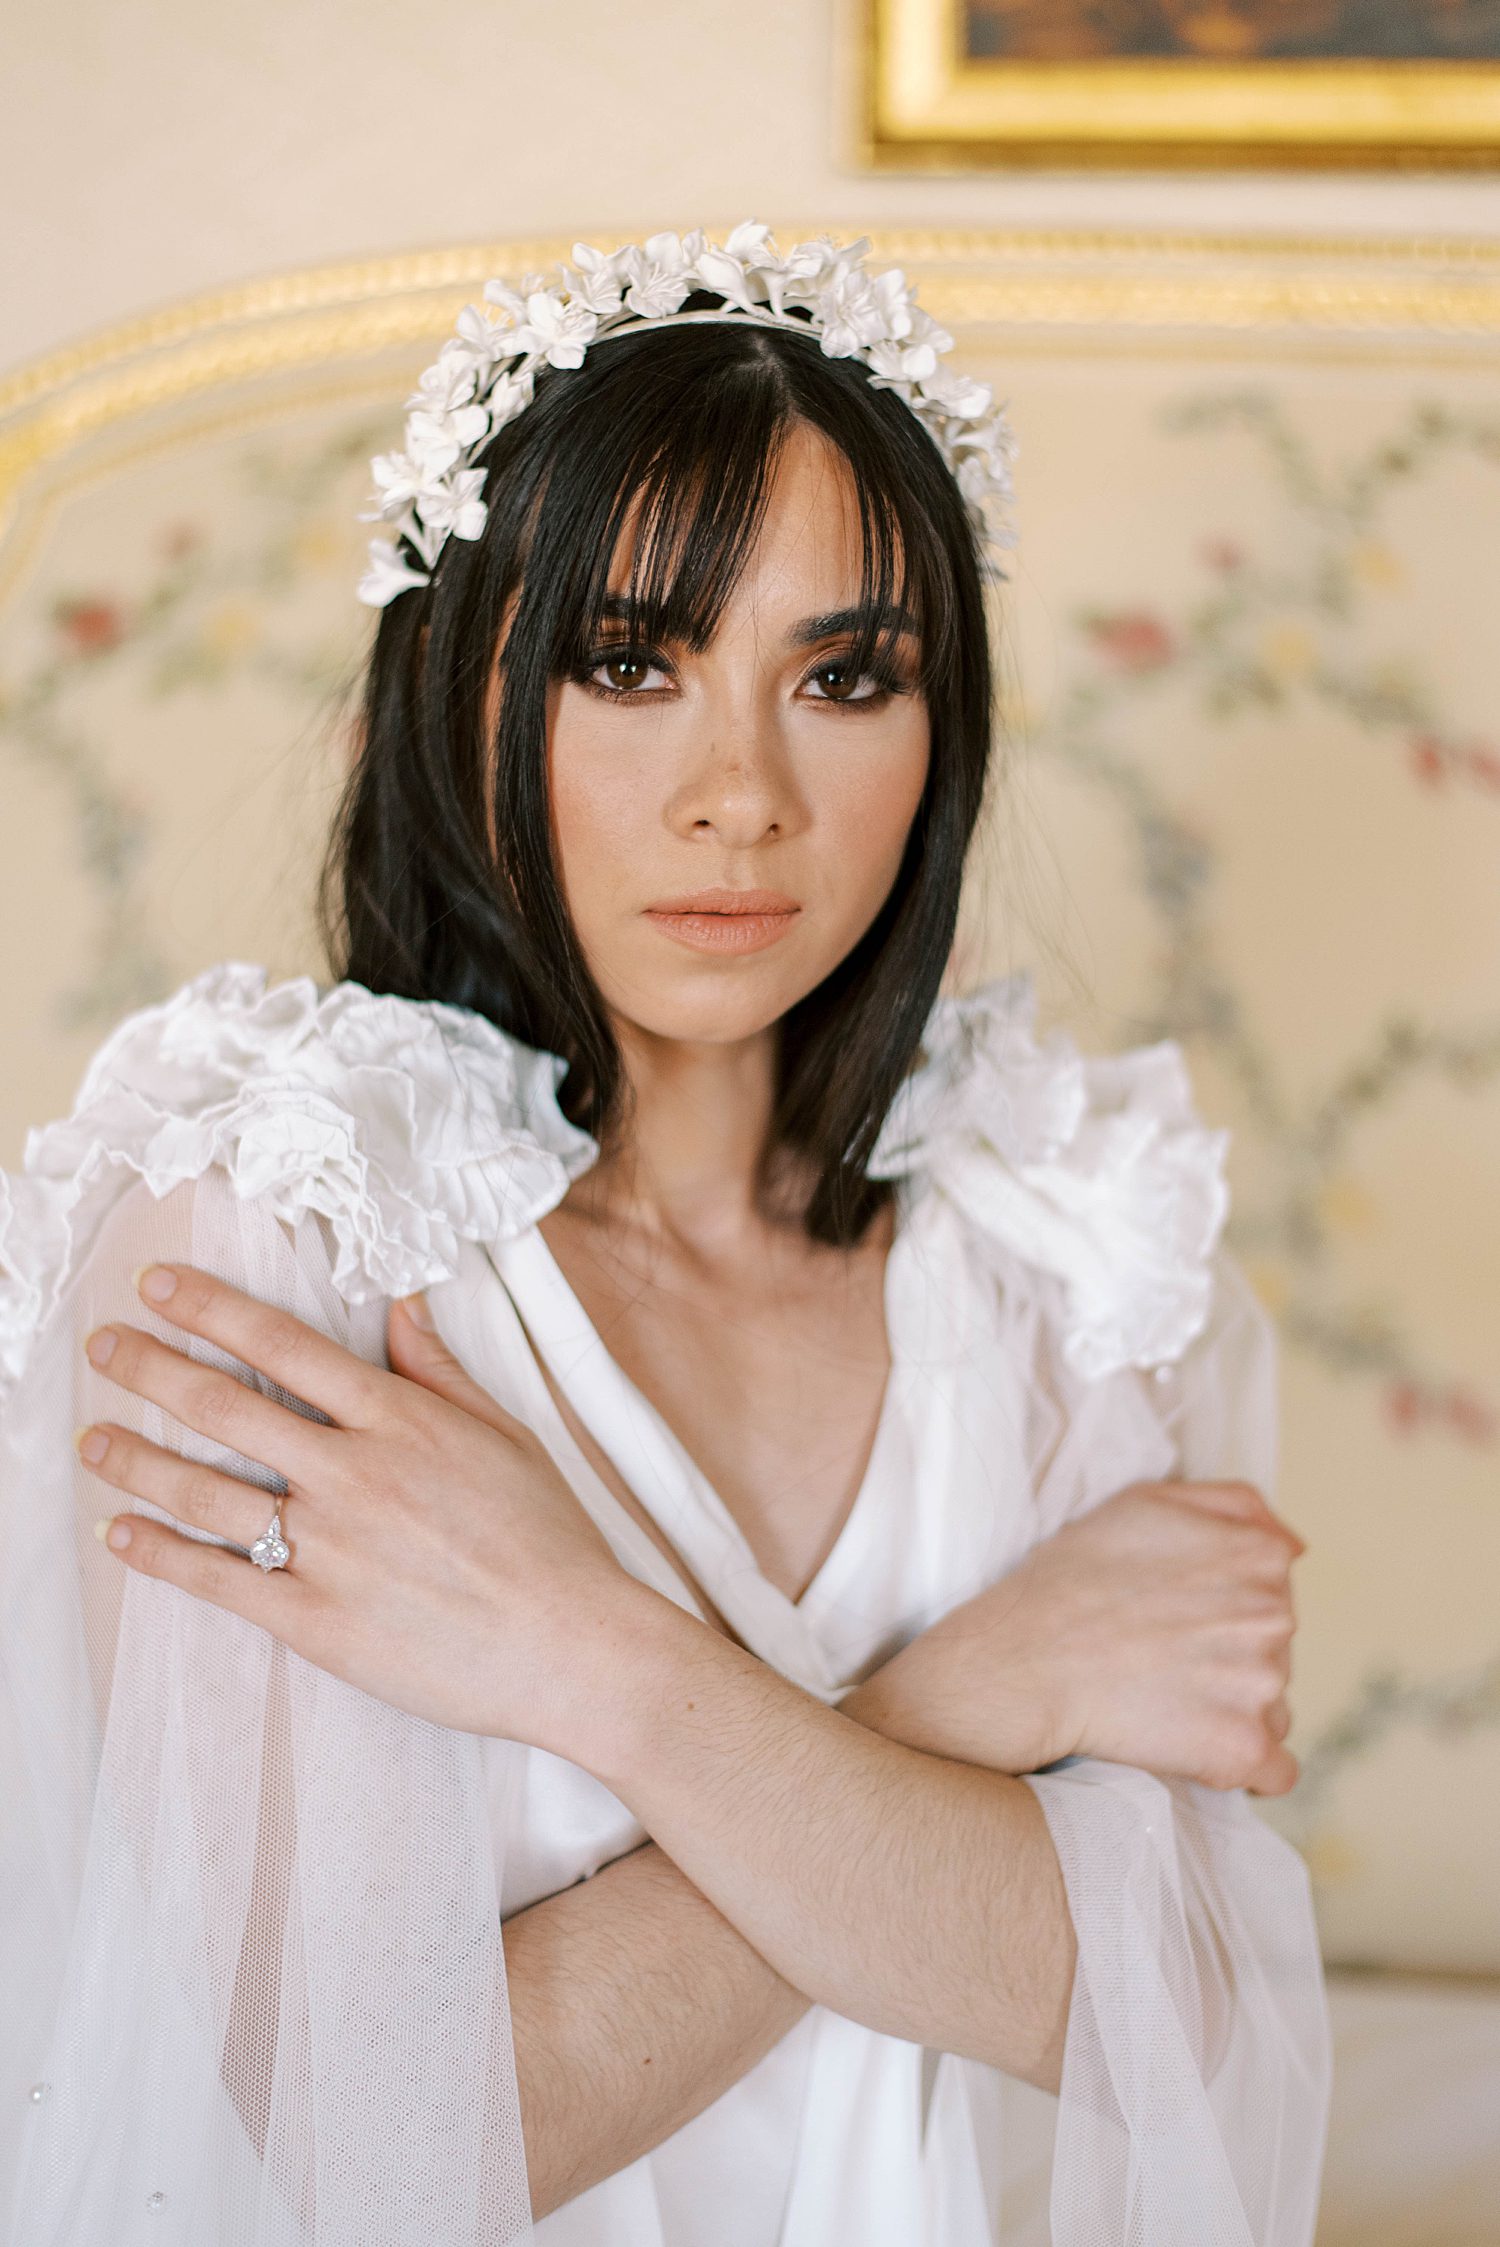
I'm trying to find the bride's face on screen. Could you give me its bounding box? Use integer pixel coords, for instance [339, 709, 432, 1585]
[530, 420, 931, 1050]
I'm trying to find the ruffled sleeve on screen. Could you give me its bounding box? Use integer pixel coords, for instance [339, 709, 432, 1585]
[0, 959, 599, 1400]
[1, 963, 570, 2244]
[878, 975, 1332, 2247]
[868, 970, 1230, 1383]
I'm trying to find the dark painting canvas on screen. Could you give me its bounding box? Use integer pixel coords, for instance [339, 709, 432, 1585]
[963, 1, 1500, 61]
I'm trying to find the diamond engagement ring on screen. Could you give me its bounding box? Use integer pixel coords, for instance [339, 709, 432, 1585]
[248, 1509, 291, 1572]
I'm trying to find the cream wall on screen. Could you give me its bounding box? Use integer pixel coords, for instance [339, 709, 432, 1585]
[6, 0, 1500, 372]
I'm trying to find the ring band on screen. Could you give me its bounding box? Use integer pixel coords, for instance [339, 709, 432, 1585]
[248, 1509, 291, 1572]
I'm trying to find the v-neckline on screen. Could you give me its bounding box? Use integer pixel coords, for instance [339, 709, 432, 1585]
[489, 1189, 912, 1628]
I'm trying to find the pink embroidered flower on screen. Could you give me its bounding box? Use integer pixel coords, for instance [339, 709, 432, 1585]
[1084, 611, 1176, 674]
[54, 597, 125, 657]
[1445, 1389, 1497, 1444]
[1385, 1378, 1423, 1432]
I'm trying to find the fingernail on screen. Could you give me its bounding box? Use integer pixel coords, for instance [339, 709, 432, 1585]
[400, 1292, 435, 1332]
[75, 1426, 110, 1465]
[136, 1265, 178, 1303]
[93, 1517, 112, 1542]
[105, 1520, 131, 1551]
[85, 1328, 117, 1368]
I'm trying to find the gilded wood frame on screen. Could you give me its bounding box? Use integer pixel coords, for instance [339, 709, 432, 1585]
[863, 0, 1500, 168]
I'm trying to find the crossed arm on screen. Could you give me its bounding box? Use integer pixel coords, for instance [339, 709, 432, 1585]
[502, 1466, 1304, 2220]
[72, 1207, 1300, 2231]
[501, 1619, 1075, 2224]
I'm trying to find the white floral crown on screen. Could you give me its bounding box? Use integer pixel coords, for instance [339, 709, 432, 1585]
[356, 221, 1018, 609]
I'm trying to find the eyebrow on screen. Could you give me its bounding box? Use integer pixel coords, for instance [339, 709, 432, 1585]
[597, 595, 921, 647]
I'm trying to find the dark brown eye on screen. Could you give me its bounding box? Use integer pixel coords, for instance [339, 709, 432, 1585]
[805, 660, 886, 705]
[586, 646, 667, 695]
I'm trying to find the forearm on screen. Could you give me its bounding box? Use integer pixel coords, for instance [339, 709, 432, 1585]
[504, 1835, 809, 2220]
[578, 1588, 1076, 2090]
[502, 1621, 1066, 2218]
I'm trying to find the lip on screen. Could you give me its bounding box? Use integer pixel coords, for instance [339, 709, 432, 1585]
[644, 888, 799, 916]
[642, 887, 801, 956]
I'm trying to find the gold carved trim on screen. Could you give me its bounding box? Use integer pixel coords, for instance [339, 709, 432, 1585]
[867, 0, 1500, 169]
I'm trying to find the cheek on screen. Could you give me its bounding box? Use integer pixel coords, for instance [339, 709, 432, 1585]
[810, 714, 930, 893]
[547, 705, 652, 912]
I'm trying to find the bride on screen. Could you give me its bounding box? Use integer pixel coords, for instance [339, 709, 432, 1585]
[1, 225, 1330, 2244]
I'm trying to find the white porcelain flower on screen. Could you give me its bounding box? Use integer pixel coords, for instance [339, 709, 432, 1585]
[356, 221, 1020, 610]
[508, 291, 599, 369]
[360, 451, 439, 524]
[621, 232, 702, 319]
[483, 367, 535, 431]
[761, 236, 835, 317]
[564, 243, 628, 316]
[357, 537, 433, 606]
[403, 407, 478, 477]
[406, 342, 482, 414]
[453, 303, 515, 368]
[416, 467, 489, 543]
[694, 228, 775, 316]
[811, 280, 870, 358]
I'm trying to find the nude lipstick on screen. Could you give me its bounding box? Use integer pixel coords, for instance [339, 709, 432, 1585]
[642, 887, 801, 955]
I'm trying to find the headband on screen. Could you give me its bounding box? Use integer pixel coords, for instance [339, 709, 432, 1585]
[356, 220, 1018, 608]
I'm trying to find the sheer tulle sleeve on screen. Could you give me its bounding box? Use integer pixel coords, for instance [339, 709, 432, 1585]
[872, 977, 1332, 2245]
[1016, 1243, 1333, 2247]
[0, 965, 599, 2245]
[2, 1168, 536, 2246]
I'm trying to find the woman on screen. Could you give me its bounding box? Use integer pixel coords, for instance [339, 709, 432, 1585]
[1, 225, 1330, 2244]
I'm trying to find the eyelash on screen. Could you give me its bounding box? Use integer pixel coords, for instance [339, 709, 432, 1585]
[569, 643, 913, 712]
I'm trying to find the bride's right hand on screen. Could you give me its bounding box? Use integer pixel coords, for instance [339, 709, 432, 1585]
[843, 1478, 1307, 1797]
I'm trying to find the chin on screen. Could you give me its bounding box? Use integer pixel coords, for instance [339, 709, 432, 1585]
[599, 940, 836, 1049]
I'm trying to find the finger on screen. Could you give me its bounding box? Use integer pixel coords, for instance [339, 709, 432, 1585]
[387, 1296, 530, 1442]
[85, 1321, 329, 1483]
[1245, 1743, 1300, 1797]
[131, 1263, 390, 1429]
[98, 1509, 306, 1632]
[1169, 1478, 1271, 1526]
[77, 1421, 290, 1552]
[1263, 1692, 1293, 1743]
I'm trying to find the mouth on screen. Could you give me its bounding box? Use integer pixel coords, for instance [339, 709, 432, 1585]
[642, 888, 801, 956]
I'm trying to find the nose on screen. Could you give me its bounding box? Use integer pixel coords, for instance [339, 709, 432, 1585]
[665, 692, 806, 848]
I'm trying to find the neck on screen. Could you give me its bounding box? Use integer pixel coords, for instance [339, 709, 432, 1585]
[573, 1015, 797, 1252]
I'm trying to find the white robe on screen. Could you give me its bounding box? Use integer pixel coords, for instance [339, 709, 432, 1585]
[0, 962, 1332, 2245]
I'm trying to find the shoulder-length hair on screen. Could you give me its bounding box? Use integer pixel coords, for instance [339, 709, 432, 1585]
[319, 291, 998, 1244]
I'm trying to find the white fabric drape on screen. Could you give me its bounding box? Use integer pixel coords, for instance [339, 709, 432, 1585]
[1017, 1246, 1331, 2244]
[3, 1167, 534, 2246]
[2, 962, 1332, 2244]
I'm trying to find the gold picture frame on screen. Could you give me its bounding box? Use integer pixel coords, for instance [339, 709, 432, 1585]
[863, 0, 1500, 168]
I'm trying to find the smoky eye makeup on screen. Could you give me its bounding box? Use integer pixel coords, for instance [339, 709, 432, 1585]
[567, 635, 920, 709]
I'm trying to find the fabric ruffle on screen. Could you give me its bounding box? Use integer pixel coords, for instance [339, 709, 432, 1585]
[0, 961, 599, 1399]
[1, 958, 1230, 1402]
[868, 972, 1231, 1382]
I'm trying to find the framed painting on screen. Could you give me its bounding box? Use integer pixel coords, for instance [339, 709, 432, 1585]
[863, 0, 1500, 166]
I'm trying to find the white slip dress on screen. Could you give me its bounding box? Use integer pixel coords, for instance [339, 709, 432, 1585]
[0, 962, 1333, 2247]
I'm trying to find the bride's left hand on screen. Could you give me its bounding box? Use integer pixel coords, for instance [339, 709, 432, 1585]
[78, 1261, 652, 1756]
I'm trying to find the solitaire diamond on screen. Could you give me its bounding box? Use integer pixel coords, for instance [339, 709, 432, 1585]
[249, 1514, 290, 1571]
